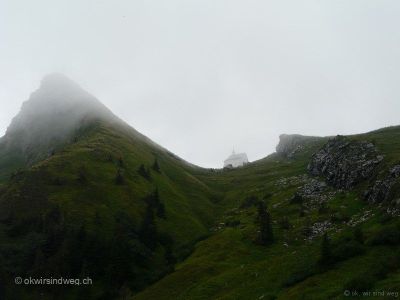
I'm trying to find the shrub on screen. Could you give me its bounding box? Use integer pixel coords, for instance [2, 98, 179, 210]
[367, 224, 400, 246]
[379, 213, 393, 224]
[330, 212, 350, 223]
[152, 158, 161, 173]
[226, 219, 241, 227]
[278, 216, 292, 230]
[353, 227, 364, 244]
[138, 164, 151, 180]
[240, 195, 259, 208]
[283, 268, 315, 287]
[318, 203, 330, 214]
[118, 157, 124, 167]
[332, 240, 364, 261]
[115, 169, 124, 185]
[289, 193, 303, 205]
[318, 233, 333, 267]
[255, 201, 274, 246]
[343, 275, 374, 293]
[77, 167, 88, 184]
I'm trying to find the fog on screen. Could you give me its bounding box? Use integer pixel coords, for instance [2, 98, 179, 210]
[1, 1, 400, 167]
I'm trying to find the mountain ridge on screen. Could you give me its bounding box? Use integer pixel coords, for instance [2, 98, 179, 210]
[1, 75, 400, 299]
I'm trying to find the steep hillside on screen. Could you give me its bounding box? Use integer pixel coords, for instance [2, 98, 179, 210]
[0, 75, 219, 299]
[0, 73, 119, 183]
[2, 75, 400, 300]
[135, 129, 400, 300]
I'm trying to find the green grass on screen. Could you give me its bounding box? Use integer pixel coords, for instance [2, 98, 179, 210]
[1, 119, 400, 299]
[134, 128, 400, 300]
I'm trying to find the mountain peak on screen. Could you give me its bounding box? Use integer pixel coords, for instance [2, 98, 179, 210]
[3, 74, 117, 162]
[39, 73, 83, 92]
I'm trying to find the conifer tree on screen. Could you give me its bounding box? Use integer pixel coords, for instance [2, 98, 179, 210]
[353, 227, 364, 244]
[319, 232, 333, 266]
[115, 169, 124, 185]
[152, 158, 161, 173]
[256, 201, 274, 245]
[139, 203, 157, 250]
[138, 164, 151, 180]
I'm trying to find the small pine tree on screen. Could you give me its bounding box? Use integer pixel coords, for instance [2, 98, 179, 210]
[146, 188, 166, 219]
[77, 167, 88, 184]
[139, 204, 158, 250]
[319, 232, 333, 266]
[115, 169, 124, 185]
[138, 164, 151, 180]
[353, 227, 364, 244]
[152, 158, 161, 173]
[165, 245, 176, 266]
[256, 201, 274, 245]
[157, 202, 166, 219]
[118, 157, 124, 167]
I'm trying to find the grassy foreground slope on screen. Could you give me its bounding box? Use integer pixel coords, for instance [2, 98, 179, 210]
[0, 117, 222, 299]
[0, 76, 222, 299]
[135, 127, 400, 300]
[2, 75, 400, 299]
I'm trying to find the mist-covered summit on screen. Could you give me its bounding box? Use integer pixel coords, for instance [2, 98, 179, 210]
[0, 74, 121, 179]
[6, 73, 116, 138]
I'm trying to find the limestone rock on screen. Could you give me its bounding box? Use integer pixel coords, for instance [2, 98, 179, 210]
[276, 134, 319, 158]
[308, 136, 383, 189]
[364, 165, 400, 204]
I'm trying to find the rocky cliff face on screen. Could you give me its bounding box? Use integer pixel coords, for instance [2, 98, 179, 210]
[276, 134, 319, 158]
[308, 136, 383, 189]
[364, 165, 400, 204]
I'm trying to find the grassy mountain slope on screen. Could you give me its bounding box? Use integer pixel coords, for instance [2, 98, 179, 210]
[0, 117, 221, 299]
[0, 76, 221, 299]
[1, 75, 400, 299]
[135, 127, 400, 300]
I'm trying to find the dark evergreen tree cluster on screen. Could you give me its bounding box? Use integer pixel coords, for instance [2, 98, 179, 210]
[152, 158, 161, 173]
[256, 200, 274, 246]
[139, 204, 158, 250]
[144, 188, 166, 219]
[115, 169, 124, 185]
[77, 166, 88, 184]
[118, 156, 124, 167]
[138, 164, 151, 180]
[318, 232, 333, 267]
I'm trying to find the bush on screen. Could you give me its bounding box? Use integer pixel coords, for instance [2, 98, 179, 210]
[318, 233, 333, 267]
[115, 169, 124, 185]
[353, 227, 364, 244]
[283, 268, 315, 287]
[138, 164, 151, 180]
[330, 212, 350, 223]
[289, 193, 303, 205]
[367, 224, 400, 246]
[226, 219, 241, 227]
[152, 159, 161, 173]
[379, 213, 393, 224]
[255, 201, 274, 246]
[278, 217, 292, 230]
[370, 254, 400, 278]
[343, 275, 375, 293]
[332, 240, 364, 261]
[77, 167, 88, 184]
[240, 196, 259, 208]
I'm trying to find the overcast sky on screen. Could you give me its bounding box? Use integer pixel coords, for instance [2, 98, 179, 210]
[1, 1, 400, 167]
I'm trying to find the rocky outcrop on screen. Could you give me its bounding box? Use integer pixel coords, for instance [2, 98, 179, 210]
[289, 179, 336, 209]
[276, 134, 319, 158]
[364, 165, 400, 204]
[308, 136, 383, 189]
